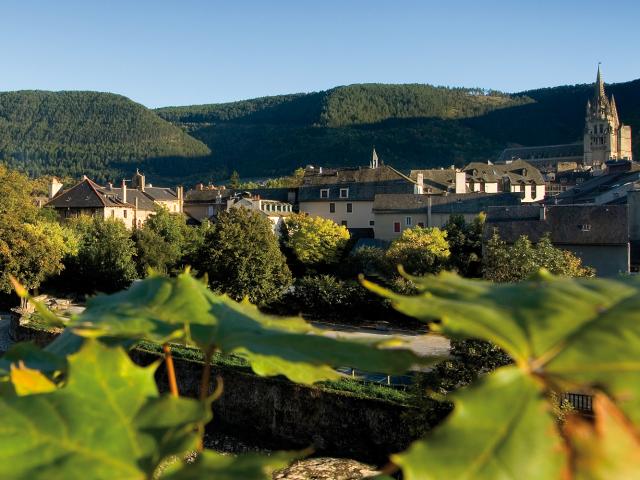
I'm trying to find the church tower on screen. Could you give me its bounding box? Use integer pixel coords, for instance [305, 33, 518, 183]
[583, 66, 633, 167]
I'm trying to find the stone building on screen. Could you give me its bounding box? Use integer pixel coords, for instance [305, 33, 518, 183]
[44, 171, 184, 229]
[498, 67, 633, 171]
[583, 66, 633, 166]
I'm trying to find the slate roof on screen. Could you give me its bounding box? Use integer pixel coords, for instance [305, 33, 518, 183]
[464, 160, 544, 185]
[299, 181, 416, 202]
[484, 204, 628, 245]
[409, 169, 459, 194]
[302, 165, 416, 186]
[100, 187, 157, 211]
[144, 187, 178, 202]
[555, 166, 640, 204]
[45, 178, 133, 209]
[373, 193, 521, 214]
[498, 143, 584, 163]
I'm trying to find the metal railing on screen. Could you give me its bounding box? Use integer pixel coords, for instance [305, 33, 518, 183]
[560, 392, 593, 413]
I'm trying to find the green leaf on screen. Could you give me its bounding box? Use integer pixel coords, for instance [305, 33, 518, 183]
[0, 340, 210, 480]
[161, 450, 295, 480]
[392, 367, 564, 480]
[364, 271, 640, 422]
[67, 273, 428, 384]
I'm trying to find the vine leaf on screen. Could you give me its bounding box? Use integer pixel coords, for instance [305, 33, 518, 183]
[161, 450, 296, 480]
[391, 367, 565, 480]
[0, 340, 210, 480]
[364, 271, 640, 422]
[66, 273, 429, 384]
[564, 393, 640, 480]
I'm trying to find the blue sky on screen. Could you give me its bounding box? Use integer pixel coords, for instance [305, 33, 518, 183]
[2, 0, 639, 108]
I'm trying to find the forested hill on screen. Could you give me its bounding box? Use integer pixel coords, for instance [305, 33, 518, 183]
[0, 91, 210, 182]
[2, 81, 639, 185]
[155, 80, 640, 181]
[156, 84, 531, 127]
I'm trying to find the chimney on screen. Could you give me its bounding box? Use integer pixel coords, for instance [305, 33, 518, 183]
[177, 186, 184, 213]
[415, 173, 424, 194]
[121, 179, 127, 203]
[48, 177, 63, 199]
[539, 205, 546, 221]
[455, 170, 466, 194]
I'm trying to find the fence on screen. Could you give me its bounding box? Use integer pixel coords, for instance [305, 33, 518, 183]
[560, 392, 593, 413]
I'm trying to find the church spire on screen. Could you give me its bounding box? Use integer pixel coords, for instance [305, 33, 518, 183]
[610, 94, 619, 122]
[595, 64, 606, 101]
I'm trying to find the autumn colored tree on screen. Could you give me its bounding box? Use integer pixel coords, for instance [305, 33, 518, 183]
[386, 226, 450, 275]
[282, 213, 350, 267]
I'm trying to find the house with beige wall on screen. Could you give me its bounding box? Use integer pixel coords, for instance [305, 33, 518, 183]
[45, 171, 184, 229]
[410, 159, 545, 202]
[299, 164, 420, 236]
[227, 194, 294, 236]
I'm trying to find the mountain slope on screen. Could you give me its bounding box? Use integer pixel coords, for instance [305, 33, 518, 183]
[155, 80, 640, 181]
[0, 91, 210, 182]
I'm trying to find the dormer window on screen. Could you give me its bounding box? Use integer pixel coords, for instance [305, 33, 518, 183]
[320, 189, 329, 199]
[339, 188, 349, 199]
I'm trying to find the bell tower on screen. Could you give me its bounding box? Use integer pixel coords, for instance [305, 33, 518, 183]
[583, 65, 632, 167]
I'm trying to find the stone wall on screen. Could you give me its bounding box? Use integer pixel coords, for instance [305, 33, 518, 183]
[11, 321, 419, 464]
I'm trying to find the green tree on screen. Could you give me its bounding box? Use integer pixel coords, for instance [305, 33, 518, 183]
[0, 166, 77, 301]
[133, 207, 195, 275]
[444, 213, 485, 277]
[386, 226, 450, 275]
[483, 232, 594, 282]
[228, 170, 240, 189]
[62, 216, 137, 294]
[194, 208, 292, 305]
[282, 213, 350, 267]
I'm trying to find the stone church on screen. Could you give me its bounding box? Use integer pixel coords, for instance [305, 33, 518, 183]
[583, 66, 633, 166]
[499, 67, 633, 171]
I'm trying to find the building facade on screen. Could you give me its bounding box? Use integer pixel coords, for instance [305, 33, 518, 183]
[583, 66, 633, 167]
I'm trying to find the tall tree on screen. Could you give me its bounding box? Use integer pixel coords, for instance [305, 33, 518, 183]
[62, 216, 137, 294]
[444, 213, 485, 277]
[194, 208, 292, 305]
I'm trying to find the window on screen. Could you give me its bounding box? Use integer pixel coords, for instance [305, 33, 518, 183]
[329, 203, 335, 213]
[346, 203, 353, 213]
[320, 189, 329, 199]
[369, 220, 375, 226]
[123, 209, 127, 218]
[405, 216, 412, 226]
[111, 210, 115, 218]
[339, 188, 349, 199]
[394, 222, 401, 233]
[580, 224, 592, 232]
[341, 220, 348, 227]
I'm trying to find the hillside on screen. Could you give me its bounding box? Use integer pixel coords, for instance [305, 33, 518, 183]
[2, 80, 638, 184]
[155, 80, 640, 181]
[0, 91, 210, 182]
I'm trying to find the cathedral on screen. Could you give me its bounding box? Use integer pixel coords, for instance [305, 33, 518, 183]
[499, 66, 633, 171]
[583, 66, 633, 166]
